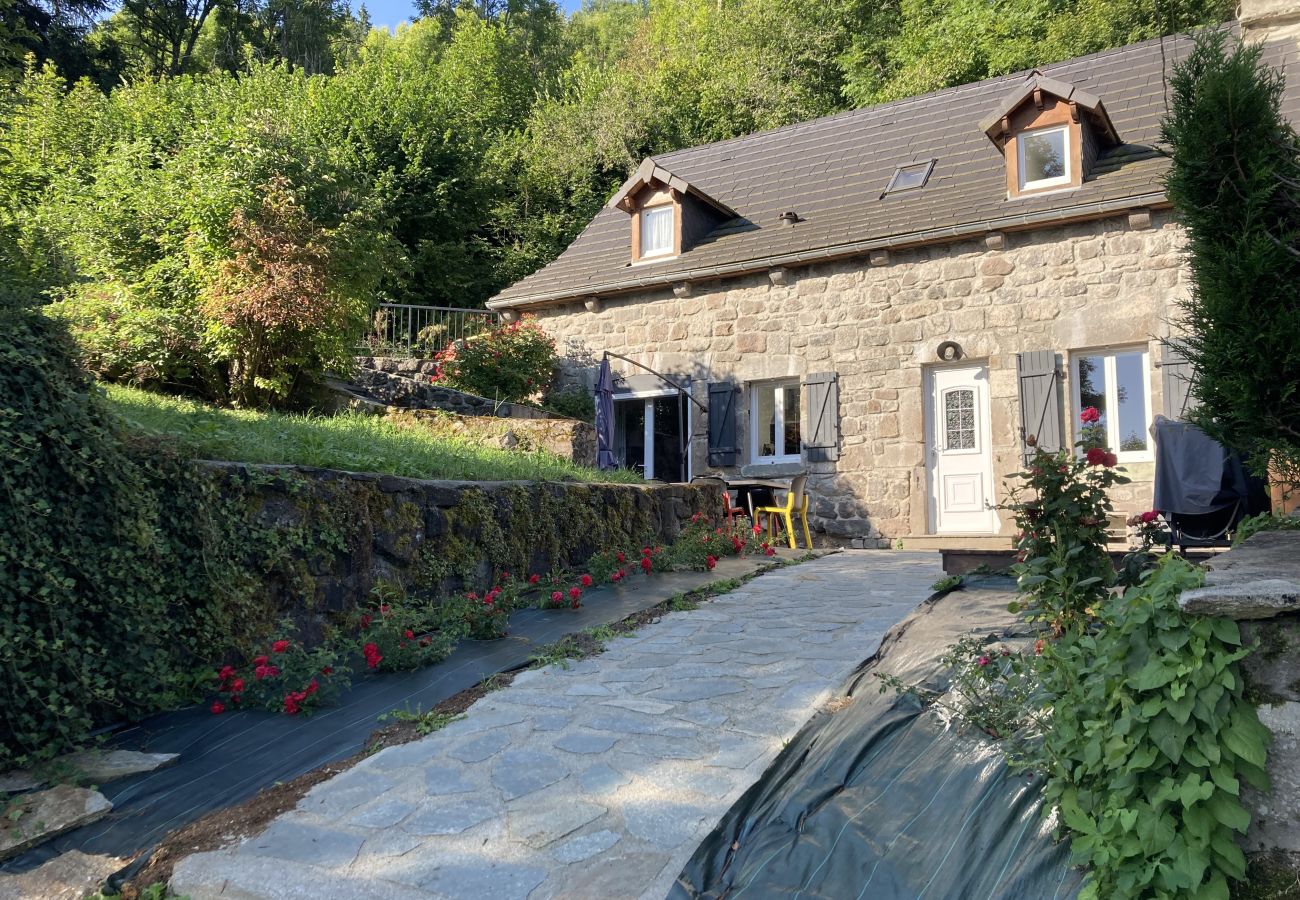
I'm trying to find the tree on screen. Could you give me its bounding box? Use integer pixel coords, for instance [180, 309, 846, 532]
[1162, 31, 1300, 487]
[840, 0, 1234, 106]
[121, 0, 221, 75]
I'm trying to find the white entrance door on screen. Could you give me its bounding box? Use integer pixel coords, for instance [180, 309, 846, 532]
[927, 364, 996, 534]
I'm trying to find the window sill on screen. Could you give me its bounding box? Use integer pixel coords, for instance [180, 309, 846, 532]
[742, 461, 805, 477]
[630, 253, 678, 267]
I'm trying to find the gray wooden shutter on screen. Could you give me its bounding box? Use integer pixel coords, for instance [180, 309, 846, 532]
[706, 382, 738, 466]
[1016, 350, 1064, 461]
[1160, 343, 1198, 420]
[801, 372, 840, 462]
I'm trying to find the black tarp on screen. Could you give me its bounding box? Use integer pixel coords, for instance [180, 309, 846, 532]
[1, 558, 773, 884]
[673, 578, 1085, 900]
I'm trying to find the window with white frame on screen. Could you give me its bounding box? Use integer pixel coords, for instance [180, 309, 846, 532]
[639, 205, 674, 258]
[750, 380, 801, 464]
[1017, 124, 1071, 191]
[1071, 347, 1152, 461]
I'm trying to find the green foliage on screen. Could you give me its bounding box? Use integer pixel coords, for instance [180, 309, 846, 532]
[350, 587, 460, 672]
[840, 0, 1233, 106]
[540, 386, 595, 421]
[105, 383, 642, 483]
[434, 318, 558, 403]
[0, 303, 241, 767]
[1233, 513, 1300, 547]
[1163, 33, 1300, 486]
[1003, 445, 1127, 628]
[380, 706, 465, 737]
[211, 632, 350, 716]
[1040, 557, 1270, 900]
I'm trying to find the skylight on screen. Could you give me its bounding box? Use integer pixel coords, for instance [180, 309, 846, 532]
[883, 160, 936, 195]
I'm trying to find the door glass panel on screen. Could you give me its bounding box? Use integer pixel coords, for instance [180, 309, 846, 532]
[615, 400, 645, 473]
[944, 389, 976, 450]
[782, 384, 801, 457]
[1114, 352, 1149, 452]
[755, 387, 777, 458]
[652, 395, 685, 482]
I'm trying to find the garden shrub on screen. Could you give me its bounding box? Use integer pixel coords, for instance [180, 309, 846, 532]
[434, 318, 557, 403]
[1041, 557, 1270, 900]
[351, 587, 463, 670]
[1163, 33, 1300, 487]
[211, 631, 350, 716]
[0, 301, 234, 767]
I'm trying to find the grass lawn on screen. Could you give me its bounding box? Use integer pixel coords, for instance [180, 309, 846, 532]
[105, 385, 642, 484]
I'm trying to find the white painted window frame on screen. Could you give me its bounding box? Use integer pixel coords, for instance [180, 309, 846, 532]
[639, 205, 675, 259]
[749, 379, 801, 465]
[1017, 123, 1072, 192]
[1070, 347, 1154, 463]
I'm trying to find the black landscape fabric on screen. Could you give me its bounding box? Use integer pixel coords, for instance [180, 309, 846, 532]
[672, 578, 1085, 900]
[1, 557, 773, 882]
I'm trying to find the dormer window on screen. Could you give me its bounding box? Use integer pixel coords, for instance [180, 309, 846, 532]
[979, 72, 1120, 200]
[640, 205, 675, 258]
[609, 157, 738, 265]
[1017, 124, 1070, 191]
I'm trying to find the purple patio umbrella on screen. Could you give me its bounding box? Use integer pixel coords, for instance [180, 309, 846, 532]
[595, 356, 617, 470]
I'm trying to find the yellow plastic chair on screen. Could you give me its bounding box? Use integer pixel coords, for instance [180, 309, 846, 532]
[756, 474, 813, 550]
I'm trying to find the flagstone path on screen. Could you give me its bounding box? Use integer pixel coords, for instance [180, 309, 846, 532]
[171, 550, 942, 900]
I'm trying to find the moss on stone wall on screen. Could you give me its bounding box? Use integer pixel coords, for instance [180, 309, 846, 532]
[197, 462, 718, 647]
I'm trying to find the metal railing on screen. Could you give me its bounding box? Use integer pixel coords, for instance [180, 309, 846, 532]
[359, 303, 498, 358]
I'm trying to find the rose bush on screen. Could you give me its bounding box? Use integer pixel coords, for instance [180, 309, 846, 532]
[433, 318, 557, 403]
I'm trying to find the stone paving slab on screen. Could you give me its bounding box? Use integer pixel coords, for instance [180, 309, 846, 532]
[171, 551, 941, 900]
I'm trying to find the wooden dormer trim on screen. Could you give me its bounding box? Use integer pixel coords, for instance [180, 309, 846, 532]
[1003, 96, 1083, 199]
[628, 185, 682, 263]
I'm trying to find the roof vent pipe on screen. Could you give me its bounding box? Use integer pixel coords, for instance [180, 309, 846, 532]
[779, 211, 800, 225]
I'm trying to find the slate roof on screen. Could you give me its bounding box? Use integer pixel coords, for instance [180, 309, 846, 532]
[490, 28, 1299, 310]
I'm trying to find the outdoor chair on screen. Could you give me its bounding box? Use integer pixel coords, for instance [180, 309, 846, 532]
[756, 474, 813, 550]
[691, 475, 749, 530]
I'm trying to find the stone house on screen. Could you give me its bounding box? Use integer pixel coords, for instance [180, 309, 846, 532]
[489, 23, 1300, 547]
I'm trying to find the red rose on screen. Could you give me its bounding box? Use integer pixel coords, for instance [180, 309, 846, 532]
[752, 524, 762, 535]
[305, 679, 319, 696]
[271, 640, 290, 654]
[706, 555, 717, 570]
[211, 701, 226, 715]
[1103, 451, 1117, 467]
[217, 665, 236, 681]
[529, 574, 540, 584]
[568, 586, 582, 601]
[1140, 510, 1159, 524]
[1080, 406, 1101, 424]
[616, 552, 625, 563]
[765, 547, 776, 557]
[253, 655, 269, 666]
[404, 629, 414, 640]
[580, 574, 593, 587]
[1085, 447, 1107, 466]
[321, 666, 334, 676]
[978, 656, 990, 667]
[640, 557, 653, 573]
[551, 591, 564, 604]
[284, 692, 304, 715]
[254, 665, 271, 680]
[230, 678, 245, 694]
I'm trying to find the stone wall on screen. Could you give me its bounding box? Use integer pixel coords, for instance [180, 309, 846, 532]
[534, 210, 1187, 543]
[351, 357, 554, 420]
[199, 462, 718, 642]
[384, 409, 597, 467]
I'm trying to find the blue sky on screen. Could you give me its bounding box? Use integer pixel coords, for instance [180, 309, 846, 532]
[362, 0, 584, 31]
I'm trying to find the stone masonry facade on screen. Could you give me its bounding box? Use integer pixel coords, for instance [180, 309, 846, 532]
[534, 209, 1187, 544]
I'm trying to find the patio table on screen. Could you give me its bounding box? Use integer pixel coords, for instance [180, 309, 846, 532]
[722, 476, 793, 519]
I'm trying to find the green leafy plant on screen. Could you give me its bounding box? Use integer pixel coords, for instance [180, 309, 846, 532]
[1040, 557, 1271, 900]
[1002, 432, 1128, 629]
[351, 587, 459, 673]
[379, 707, 465, 737]
[211, 631, 349, 716]
[541, 387, 595, 421]
[433, 318, 557, 404]
[1232, 512, 1300, 547]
